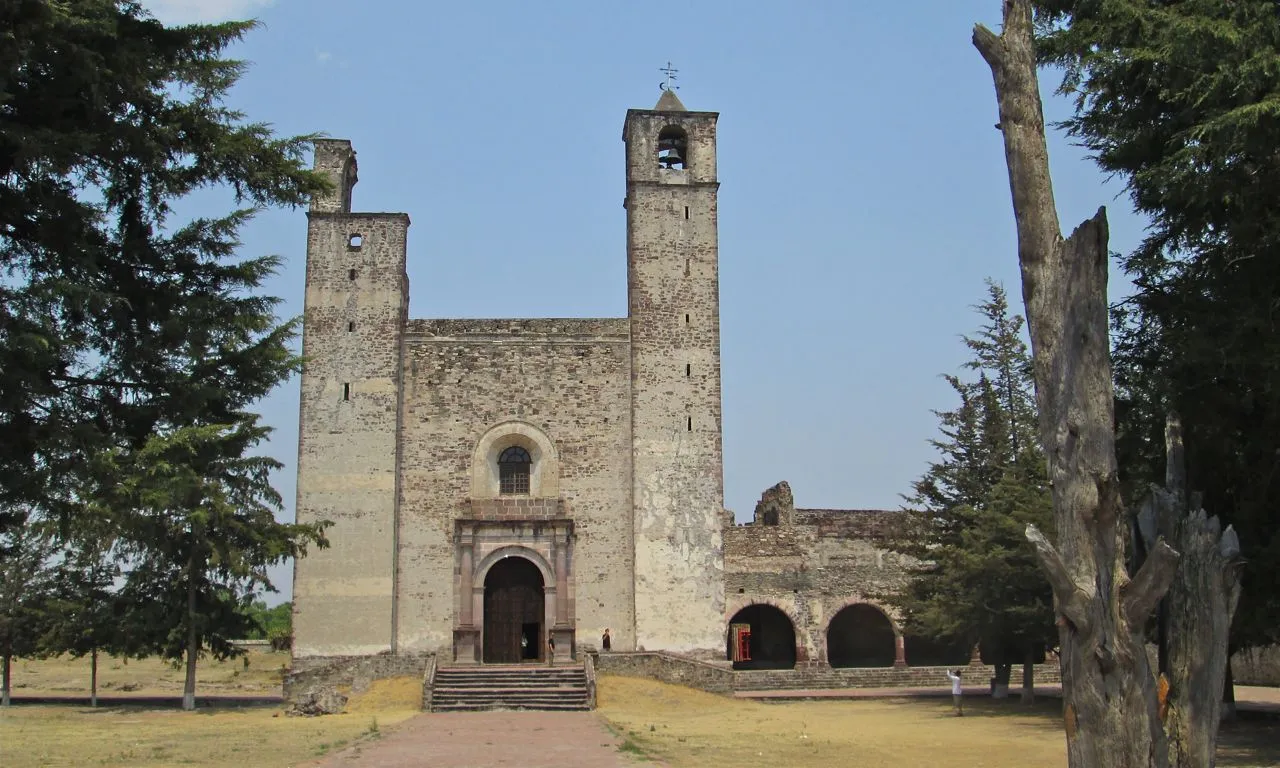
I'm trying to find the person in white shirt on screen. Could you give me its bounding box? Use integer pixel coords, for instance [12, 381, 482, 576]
[947, 669, 964, 716]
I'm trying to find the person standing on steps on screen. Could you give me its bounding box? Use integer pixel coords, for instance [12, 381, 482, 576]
[548, 634, 556, 666]
[602, 628, 611, 652]
[947, 669, 964, 716]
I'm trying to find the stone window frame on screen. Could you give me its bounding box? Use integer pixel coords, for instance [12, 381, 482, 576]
[470, 420, 560, 499]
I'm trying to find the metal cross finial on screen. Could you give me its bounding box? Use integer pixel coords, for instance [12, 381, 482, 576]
[660, 61, 679, 91]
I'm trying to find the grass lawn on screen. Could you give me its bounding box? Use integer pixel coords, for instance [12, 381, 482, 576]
[596, 675, 1280, 768]
[4, 649, 290, 699]
[0, 653, 422, 768]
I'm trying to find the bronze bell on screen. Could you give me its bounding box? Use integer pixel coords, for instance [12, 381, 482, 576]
[659, 147, 684, 168]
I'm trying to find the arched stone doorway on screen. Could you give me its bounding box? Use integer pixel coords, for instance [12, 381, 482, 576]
[726, 604, 797, 670]
[827, 604, 896, 668]
[483, 556, 545, 663]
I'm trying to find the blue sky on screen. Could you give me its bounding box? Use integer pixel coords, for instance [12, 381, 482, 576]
[140, 1, 1147, 603]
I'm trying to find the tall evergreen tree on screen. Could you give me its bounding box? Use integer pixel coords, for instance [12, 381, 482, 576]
[1033, 0, 1280, 653]
[0, 1, 327, 538]
[890, 280, 1055, 701]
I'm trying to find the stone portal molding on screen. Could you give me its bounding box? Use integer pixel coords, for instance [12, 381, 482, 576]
[452, 518, 576, 664]
[470, 420, 560, 499]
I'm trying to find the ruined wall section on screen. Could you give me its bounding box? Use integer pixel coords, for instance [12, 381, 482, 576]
[626, 107, 726, 652]
[395, 319, 635, 654]
[724, 488, 913, 663]
[293, 140, 409, 658]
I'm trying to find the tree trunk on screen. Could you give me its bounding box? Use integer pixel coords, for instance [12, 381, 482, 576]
[973, 2, 1181, 765]
[1221, 663, 1236, 722]
[1022, 645, 1036, 705]
[2, 651, 10, 707]
[91, 647, 98, 708]
[183, 552, 198, 712]
[1137, 415, 1243, 768]
[994, 662, 1012, 698]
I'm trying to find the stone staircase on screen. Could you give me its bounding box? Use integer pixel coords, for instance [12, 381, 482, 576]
[428, 664, 591, 712]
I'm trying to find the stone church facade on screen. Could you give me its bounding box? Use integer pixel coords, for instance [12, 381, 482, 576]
[291, 91, 933, 673]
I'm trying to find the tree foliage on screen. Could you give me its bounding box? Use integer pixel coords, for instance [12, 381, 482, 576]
[891, 281, 1055, 690]
[1034, 0, 1280, 650]
[1, 1, 332, 704]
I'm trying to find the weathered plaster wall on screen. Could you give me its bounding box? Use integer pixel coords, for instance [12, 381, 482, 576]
[394, 319, 635, 655]
[293, 140, 409, 658]
[626, 106, 726, 652]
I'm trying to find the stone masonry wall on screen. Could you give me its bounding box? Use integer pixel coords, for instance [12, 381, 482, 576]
[394, 319, 635, 656]
[626, 104, 726, 653]
[724, 482, 916, 665]
[293, 139, 409, 659]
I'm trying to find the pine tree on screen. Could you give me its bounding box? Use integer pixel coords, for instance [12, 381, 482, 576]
[0, 1, 327, 538]
[890, 280, 1055, 701]
[100, 422, 327, 711]
[1034, 0, 1280, 656]
[43, 542, 122, 707]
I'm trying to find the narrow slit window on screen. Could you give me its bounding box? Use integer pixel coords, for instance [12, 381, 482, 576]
[348, 234, 363, 249]
[348, 321, 355, 332]
[685, 313, 690, 324]
[684, 258, 690, 277]
[687, 416, 693, 432]
[349, 268, 357, 281]
[342, 383, 350, 401]
[686, 363, 691, 377]
[684, 206, 689, 219]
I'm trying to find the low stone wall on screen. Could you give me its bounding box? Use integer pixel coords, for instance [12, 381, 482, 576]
[594, 652, 735, 694]
[284, 652, 432, 702]
[732, 663, 1061, 692]
[1232, 646, 1280, 686]
[594, 651, 1060, 695]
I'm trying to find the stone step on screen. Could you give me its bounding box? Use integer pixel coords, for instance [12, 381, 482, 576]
[435, 677, 585, 685]
[430, 702, 591, 712]
[428, 663, 592, 712]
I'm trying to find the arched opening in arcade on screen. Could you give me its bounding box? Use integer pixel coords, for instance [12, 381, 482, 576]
[826, 604, 897, 668]
[483, 556, 545, 664]
[726, 604, 797, 670]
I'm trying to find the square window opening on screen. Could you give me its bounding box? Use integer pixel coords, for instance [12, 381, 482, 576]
[348, 234, 363, 249]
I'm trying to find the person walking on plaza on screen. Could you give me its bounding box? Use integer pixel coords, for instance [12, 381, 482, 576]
[947, 669, 964, 716]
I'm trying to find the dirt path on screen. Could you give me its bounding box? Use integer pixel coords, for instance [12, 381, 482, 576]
[311, 710, 650, 768]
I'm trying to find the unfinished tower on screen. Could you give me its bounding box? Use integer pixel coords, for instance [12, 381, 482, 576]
[625, 90, 726, 652]
[292, 140, 410, 657]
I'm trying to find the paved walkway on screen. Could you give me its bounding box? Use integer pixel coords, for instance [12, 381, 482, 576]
[310, 710, 650, 768]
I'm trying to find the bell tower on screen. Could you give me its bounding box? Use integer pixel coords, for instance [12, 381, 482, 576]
[625, 88, 726, 653]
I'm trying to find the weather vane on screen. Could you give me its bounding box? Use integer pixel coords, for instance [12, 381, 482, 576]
[660, 61, 679, 92]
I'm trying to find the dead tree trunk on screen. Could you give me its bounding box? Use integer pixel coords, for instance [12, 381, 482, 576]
[1137, 415, 1243, 767]
[973, 2, 1180, 766]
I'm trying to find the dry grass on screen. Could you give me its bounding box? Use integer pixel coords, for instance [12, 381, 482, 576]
[6, 650, 289, 698]
[596, 675, 1280, 768]
[0, 655, 424, 768]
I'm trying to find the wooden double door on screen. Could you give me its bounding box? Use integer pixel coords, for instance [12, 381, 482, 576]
[483, 556, 545, 663]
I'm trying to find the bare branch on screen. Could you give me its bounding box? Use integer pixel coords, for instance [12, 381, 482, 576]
[1025, 523, 1091, 631]
[972, 24, 1003, 68]
[1123, 539, 1180, 627]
